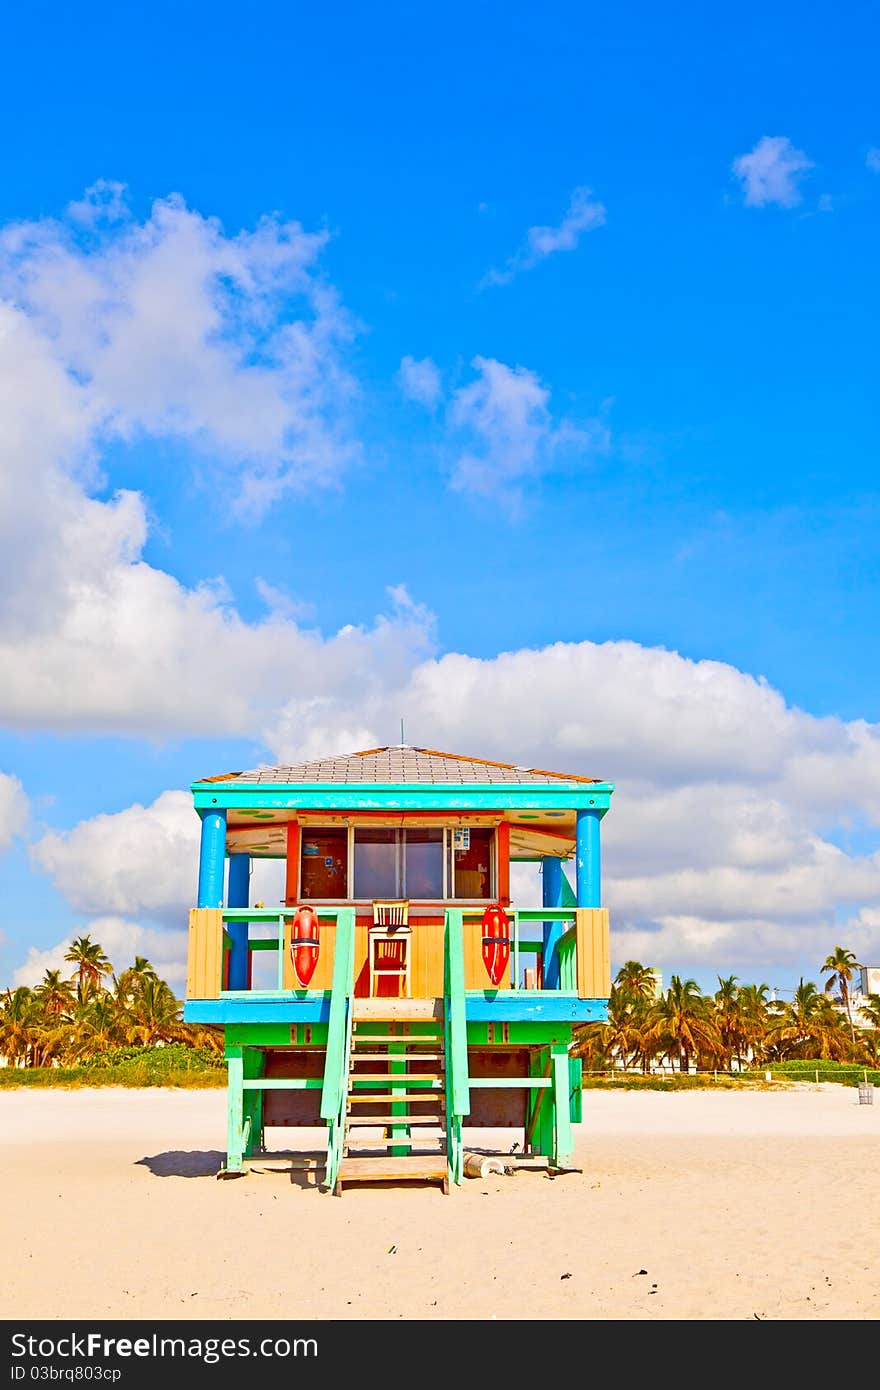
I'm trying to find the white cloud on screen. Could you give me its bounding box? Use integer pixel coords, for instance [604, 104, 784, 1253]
[31, 791, 198, 925]
[398, 355, 442, 408]
[484, 186, 606, 286]
[0, 187, 435, 736]
[732, 136, 814, 208]
[446, 356, 607, 507]
[13, 917, 188, 990]
[866, 148, 880, 173]
[0, 773, 28, 853]
[0, 184, 359, 518]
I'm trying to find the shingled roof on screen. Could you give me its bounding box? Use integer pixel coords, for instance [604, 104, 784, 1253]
[197, 746, 600, 787]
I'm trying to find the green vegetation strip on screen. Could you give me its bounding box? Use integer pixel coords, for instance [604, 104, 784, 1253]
[0, 1043, 226, 1088]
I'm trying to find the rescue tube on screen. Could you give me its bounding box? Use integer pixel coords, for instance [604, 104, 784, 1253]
[290, 905, 320, 986]
[481, 903, 510, 987]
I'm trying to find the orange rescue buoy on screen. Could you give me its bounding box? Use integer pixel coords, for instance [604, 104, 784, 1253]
[481, 903, 510, 986]
[290, 905, 320, 986]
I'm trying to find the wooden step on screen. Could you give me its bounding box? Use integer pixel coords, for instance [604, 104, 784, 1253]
[345, 1113, 444, 1127]
[337, 1155, 448, 1182]
[352, 1031, 443, 1042]
[350, 1072, 443, 1083]
[352, 999, 443, 1022]
[344, 1137, 446, 1151]
[349, 1051, 443, 1063]
[347, 1093, 443, 1105]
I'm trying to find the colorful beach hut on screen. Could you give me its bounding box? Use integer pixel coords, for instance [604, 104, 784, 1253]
[184, 746, 614, 1192]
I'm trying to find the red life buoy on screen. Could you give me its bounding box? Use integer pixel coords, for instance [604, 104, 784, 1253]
[290, 905, 320, 987]
[481, 903, 510, 987]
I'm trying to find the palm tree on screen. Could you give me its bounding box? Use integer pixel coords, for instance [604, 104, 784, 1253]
[113, 956, 159, 1007]
[713, 975, 742, 1070]
[35, 969, 75, 1018]
[738, 983, 773, 1065]
[769, 979, 849, 1060]
[126, 977, 182, 1046]
[70, 995, 124, 1060]
[614, 961, 658, 1001]
[0, 987, 42, 1066]
[821, 947, 862, 1046]
[649, 976, 719, 1072]
[64, 936, 112, 998]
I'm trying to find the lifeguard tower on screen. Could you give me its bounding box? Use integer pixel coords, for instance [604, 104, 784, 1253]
[184, 746, 613, 1192]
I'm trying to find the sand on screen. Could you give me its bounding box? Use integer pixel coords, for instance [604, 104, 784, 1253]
[2, 1085, 878, 1321]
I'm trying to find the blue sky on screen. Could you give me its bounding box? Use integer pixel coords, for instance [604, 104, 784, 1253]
[0, 1, 878, 995]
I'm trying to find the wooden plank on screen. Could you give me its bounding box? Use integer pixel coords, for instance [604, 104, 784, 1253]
[410, 918, 444, 998]
[346, 1114, 443, 1126]
[349, 1072, 442, 1082]
[349, 1051, 442, 1062]
[352, 998, 442, 1020]
[347, 1091, 443, 1103]
[337, 1156, 447, 1180]
[187, 908, 223, 999]
[575, 908, 611, 998]
[344, 1138, 444, 1150]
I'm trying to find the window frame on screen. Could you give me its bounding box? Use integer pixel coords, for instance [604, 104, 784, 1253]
[298, 823, 497, 902]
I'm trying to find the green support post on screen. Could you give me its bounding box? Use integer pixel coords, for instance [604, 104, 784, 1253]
[527, 1047, 554, 1159]
[552, 1043, 574, 1166]
[389, 1041, 409, 1157]
[226, 1047, 245, 1174]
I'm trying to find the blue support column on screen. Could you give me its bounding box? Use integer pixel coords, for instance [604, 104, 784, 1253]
[575, 809, 601, 907]
[541, 856, 564, 989]
[227, 853, 250, 991]
[197, 809, 227, 909]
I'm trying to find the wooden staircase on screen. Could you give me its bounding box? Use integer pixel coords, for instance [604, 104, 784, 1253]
[335, 1012, 449, 1195]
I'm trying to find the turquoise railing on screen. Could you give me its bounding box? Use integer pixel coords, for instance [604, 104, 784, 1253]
[556, 926, 578, 991]
[319, 907, 356, 1191]
[444, 908, 469, 1184]
[459, 907, 578, 992]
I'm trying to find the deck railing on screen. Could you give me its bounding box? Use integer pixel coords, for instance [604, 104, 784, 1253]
[187, 902, 609, 1002]
[443, 909, 469, 1184]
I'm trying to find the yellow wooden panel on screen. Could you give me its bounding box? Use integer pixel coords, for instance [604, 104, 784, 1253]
[410, 920, 445, 998]
[575, 908, 610, 998]
[282, 917, 336, 991]
[463, 916, 510, 990]
[186, 908, 223, 1000]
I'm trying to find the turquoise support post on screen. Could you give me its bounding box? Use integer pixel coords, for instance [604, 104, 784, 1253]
[575, 809, 601, 908]
[551, 1042, 574, 1165]
[226, 1046, 244, 1173]
[541, 856, 564, 989]
[227, 853, 250, 990]
[197, 809, 227, 909]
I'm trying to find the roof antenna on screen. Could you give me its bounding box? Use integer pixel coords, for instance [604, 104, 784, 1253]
[400, 717, 405, 747]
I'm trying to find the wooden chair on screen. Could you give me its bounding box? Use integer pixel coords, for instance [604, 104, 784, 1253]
[368, 901, 411, 997]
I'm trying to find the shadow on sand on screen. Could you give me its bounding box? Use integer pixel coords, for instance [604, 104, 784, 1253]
[135, 1150, 327, 1188]
[136, 1150, 225, 1178]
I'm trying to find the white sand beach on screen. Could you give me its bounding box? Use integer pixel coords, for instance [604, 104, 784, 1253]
[2, 1085, 878, 1321]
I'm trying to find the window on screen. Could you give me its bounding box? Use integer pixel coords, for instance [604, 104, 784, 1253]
[353, 828, 444, 899]
[449, 827, 493, 899]
[299, 825, 494, 901]
[300, 829, 348, 898]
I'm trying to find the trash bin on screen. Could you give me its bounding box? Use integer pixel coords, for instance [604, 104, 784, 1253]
[858, 1082, 873, 1105]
